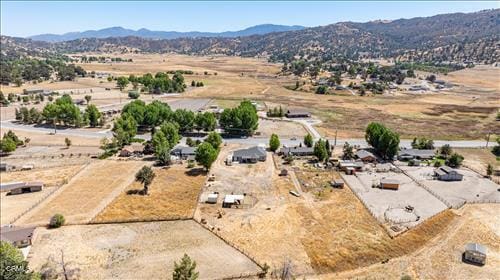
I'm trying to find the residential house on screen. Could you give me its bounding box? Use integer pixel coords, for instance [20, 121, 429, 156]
[435, 166, 463, 181]
[280, 146, 314, 157]
[285, 110, 311, 118]
[398, 149, 435, 160]
[232, 146, 267, 163]
[0, 226, 35, 248]
[119, 143, 144, 157]
[171, 145, 197, 160]
[355, 150, 377, 162]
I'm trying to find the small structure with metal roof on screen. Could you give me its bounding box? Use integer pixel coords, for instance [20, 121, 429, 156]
[435, 166, 463, 181]
[463, 243, 487, 265]
[0, 181, 43, 195]
[171, 145, 197, 160]
[398, 149, 435, 160]
[280, 146, 314, 156]
[285, 110, 311, 118]
[222, 194, 245, 208]
[380, 179, 399, 190]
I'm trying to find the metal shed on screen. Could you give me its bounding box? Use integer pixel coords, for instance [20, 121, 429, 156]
[464, 243, 487, 265]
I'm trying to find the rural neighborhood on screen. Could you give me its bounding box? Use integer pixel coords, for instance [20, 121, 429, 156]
[0, 2, 499, 280]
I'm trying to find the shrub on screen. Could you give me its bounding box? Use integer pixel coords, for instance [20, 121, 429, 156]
[49, 214, 65, 228]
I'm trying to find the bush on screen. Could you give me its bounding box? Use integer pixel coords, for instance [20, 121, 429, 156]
[49, 214, 65, 228]
[128, 91, 140, 99]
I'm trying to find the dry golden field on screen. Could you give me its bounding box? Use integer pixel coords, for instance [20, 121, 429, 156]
[2, 53, 498, 139]
[0, 164, 84, 187]
[93, 164, 206, 223]
[15, 160, 144, 226]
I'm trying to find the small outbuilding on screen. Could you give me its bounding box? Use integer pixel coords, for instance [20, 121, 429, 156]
[463, 243, 487, 265]
[380, 179, 399, 190]
[206, 193, 219, 204]
[222, 194, 245, 208]
[0, 226, 35, 248]
[0, 181, 44, 195]
[0, 163, 15, 172]
[279, 169, 288, 176]
[435, 166, 463, 181]
[339, 160, 364, 174]
[330, 179, 344, 188]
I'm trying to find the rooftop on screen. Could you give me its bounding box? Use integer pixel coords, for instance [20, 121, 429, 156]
[233, 146, 266, 158]
[465, 243, 487, 255]
[0, 226, 35, 243]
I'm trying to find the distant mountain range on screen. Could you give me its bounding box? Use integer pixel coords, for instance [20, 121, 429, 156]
[3, 9, 498, 64]
[28, 24, 306, 42]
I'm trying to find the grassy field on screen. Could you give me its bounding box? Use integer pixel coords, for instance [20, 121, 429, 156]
[0, 164, 84, 187]
[15, 160, 144, 226]
[93, 164, 206, 223]
[28, 220, 261, 279]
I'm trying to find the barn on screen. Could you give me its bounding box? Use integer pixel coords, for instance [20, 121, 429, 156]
[435, 166, 463, 181]
[380, 179, 399, 190]
[0, 181, 44, 195]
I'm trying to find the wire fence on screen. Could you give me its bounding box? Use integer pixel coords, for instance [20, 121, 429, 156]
[8, 186, 61, 225]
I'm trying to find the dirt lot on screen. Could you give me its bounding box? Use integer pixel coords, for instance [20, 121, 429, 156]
[28, 220, 261, 279]
[256, 118, 307, 138]
[1, 188, 56, 225]
[401, 166, 500, 208]
[324, 204, 500, 280]
[15, 160, 144, 226]
[93, 164, 206, 223]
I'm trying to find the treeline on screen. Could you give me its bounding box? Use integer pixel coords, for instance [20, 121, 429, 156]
[0, 56, 86, 86]
[119, 72, 186, 93]
[14, 94, 103, 127]
[79, 56, 133, 63]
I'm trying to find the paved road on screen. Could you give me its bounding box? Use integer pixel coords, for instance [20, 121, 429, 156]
[3, 120, 488, 148]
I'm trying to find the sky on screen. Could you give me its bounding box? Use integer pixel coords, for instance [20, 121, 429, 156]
[1, 1, 498, 37]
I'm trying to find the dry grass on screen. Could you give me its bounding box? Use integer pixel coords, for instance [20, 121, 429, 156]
[93, 164, 206, 222]
[15, 160, 144, 226]
[0, 164, 84, 187]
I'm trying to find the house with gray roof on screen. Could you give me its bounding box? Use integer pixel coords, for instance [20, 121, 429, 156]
[398, 149, 435, 160]
[285, 110, 311, 118]
[434, 166, 463, 181]
[171, 145, 197, 160]
[280, 146, 314, 156]
[232, 146, 267, 163]
[0, 226, 35, 248]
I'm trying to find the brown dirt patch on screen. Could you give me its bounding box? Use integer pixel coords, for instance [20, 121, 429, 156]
[93, 164, 206, 222]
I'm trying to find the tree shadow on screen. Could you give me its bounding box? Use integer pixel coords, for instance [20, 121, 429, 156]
[185, 167, 207, 177]
[126, 189, 147, 195]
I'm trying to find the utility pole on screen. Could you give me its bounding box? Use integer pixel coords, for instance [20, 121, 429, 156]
[334, 129, 338, 147]
[485, 132, 491, 148]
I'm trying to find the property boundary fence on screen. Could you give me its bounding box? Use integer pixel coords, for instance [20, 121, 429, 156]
[193, 219, 265, 274]
[8, 186, 61, 225]
[340, 173, 383, 224]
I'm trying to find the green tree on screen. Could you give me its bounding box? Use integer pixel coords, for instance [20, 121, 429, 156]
[84, 104, 101, 127]
[186, 137, 195, 147]
[365, 122, 400, 159]
[205, 132, 222, 150]
[195, 142, 218, 171]
[128, 91, 140, 99]
[173, 254, 199, 280]
[486, 164, 493, 177]
[84, 95, 92, 104]
[173, 109, 195, 133]
[135, 166, 156, 195]
[159, 122, 180, 148]
[113, 115, 137, 146]
[122, 100, 146, 125]
[304, 133, 313, 148]
[313, 139, 328, 162]
[219, 100, 258, 136]
[440, 144, 453, 157]
[64, 137, 72, 148]
[269, 133, 280, 152]
[116, 76, 129, 91]
[315, 85, 328, 94]
[1, 241, 39, 280]
[49, 214, 65, 228]
[0, 137, 16, 154]
[152, 130, 171, 166]
[342, 142, 354, 160]
[446, 153, 464, 168]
